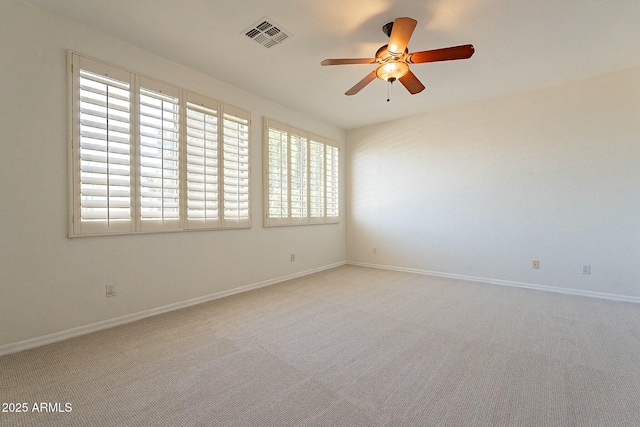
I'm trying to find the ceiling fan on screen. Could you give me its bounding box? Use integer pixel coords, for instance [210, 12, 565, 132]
[321, 17, 475, 99]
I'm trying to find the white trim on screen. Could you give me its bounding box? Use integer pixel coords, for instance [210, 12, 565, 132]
[348, 261, 640, 304]
[0, 261, 346, 357]
[8, 260, 636, 357]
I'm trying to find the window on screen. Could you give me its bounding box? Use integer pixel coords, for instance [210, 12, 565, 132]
[185, 98, 219, 228]
[264, 118, 340, 226]
[221, 109, 251, 226]
[138, 79, 181, 232]
[68, 52, 251, 237]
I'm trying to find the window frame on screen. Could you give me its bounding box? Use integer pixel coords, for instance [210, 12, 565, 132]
[68, 52, 251, 237]
[263, 118, 340, 227]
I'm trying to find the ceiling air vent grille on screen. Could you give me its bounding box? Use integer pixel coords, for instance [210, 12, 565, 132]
[245, 18, 291, 48]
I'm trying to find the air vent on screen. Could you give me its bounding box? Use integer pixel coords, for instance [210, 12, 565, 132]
[245, 18, 292, 48]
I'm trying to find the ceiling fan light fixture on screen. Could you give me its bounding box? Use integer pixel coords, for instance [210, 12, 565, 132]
[376, 61, 409, 81]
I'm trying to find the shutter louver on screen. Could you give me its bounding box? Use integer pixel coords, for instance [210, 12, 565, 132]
[222, 111, 250, 227]
[186, 102, 219, 228]
[77, 68, 132, 234]
[139, 85, 180, 230]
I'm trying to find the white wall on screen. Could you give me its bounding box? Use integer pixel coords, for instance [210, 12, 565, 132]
[347, 67, 640, 297]
[0, 0, 345, 350]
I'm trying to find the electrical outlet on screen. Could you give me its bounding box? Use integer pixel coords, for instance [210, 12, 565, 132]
[290, 253, 295, 262]
[532, 260, 540, 269]
[106, 284, 116, 297]
[582, 265, 591, 274]
[373, 247, 377, 255]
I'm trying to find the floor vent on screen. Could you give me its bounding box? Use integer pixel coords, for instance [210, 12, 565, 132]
[245, 18, 291, 48]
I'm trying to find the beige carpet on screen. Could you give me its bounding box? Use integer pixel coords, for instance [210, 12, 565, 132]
[2, 265, 640, 426]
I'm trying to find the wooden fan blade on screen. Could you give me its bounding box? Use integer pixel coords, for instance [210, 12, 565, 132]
[388, 17, 417, 55]
[407, 44, 475, 64]
[321, 58, 377, 66]
[399, 70, 425, 94]
[345, 70, 377, 96]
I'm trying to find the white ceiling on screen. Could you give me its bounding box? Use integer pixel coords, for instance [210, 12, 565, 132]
[26, 0, 640, 130]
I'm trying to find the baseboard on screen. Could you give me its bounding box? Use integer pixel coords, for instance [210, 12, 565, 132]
[0, 261, 346, 357]
[348, 261, 640, 304]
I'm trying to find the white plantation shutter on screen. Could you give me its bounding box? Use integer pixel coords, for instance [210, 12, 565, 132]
[185, 94, 219, 229]
[138, 78, 181, 232]
[69, 52, 251, 236]
[326, 144, 340, 219]
[263, 118, 340, 226]
[266, 124, 288, 226]
[72, 55, 133, 235]
[309, 140, 325, 221]
[290, 134, 308, 223]
[221, 106, 251, 228]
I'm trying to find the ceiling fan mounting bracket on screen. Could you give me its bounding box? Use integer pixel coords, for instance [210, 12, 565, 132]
[382, 22, 394, 37]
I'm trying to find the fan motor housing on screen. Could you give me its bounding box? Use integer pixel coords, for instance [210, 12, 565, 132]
[375, 44, 408, 59]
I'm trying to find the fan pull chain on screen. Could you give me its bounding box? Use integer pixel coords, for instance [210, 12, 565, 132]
[387, 77, 396, 102]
